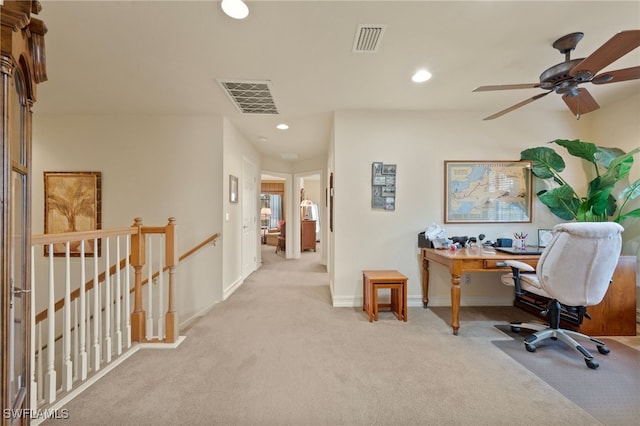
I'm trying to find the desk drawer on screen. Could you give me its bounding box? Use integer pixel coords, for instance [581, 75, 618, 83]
[484, 259, 538, 270]
[484, 260, 512, 269]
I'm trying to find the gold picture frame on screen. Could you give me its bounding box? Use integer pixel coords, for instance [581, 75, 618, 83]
[44, 171, 102, 256]
[444, 160, 532, 223]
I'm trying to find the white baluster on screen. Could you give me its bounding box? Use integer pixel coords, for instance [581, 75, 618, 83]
[104, 237, 112, 362]
[30, 246, 37, 409]
[125, 236, 131, 348]
[73, 299, 78, 381]
[79, 240, 88, 380]
[44, 243, 56, 403]
[62, 241, 73, 392]
[92, 238, 101, 372]
[158, 234, 165, 340]
[37, 321, 43, 403]
[146, 234, 153, 341]
[115, 236, 122, 355]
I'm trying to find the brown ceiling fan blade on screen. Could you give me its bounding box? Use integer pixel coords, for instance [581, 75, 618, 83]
[473, 83, 541, 92]
[592, 66, 640, 84]
[482, 91, 552, 120]
[570, 30, 640, 79]
[562, 88, 600, 116]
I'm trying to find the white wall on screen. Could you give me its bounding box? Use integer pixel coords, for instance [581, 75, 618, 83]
[331, 104, 638, 308]
[222, 117, 262, 297]
[32, 114, 226, 325]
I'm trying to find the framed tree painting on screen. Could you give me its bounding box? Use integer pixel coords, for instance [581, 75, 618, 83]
[44, 171, 102, 256]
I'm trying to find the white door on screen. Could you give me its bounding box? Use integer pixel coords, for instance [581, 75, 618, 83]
[241, 158, 257, 278]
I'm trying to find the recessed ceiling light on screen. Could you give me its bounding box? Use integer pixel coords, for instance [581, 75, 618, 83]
[412, 70, 432, 83]
[258, 136, 268, 143]
[276, 124, 289, 130]
[221, 0, 249, 20]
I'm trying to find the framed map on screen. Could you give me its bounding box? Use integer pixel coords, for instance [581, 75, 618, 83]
[444, 161, 532, 223]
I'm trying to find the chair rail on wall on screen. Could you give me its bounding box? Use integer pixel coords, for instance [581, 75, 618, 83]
[29, 217, 179, 408]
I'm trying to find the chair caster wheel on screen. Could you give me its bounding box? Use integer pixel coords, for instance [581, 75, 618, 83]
[597, 345, 610, 355]
[510, 325, 521, 333]
[525, 343, 536, 353]
[586, 359, 599, 369]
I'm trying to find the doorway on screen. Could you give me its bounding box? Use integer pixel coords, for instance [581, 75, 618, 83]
[295, 170, 324, 262]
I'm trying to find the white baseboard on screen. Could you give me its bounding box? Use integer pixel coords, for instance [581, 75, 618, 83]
[223, 277, 243, 300]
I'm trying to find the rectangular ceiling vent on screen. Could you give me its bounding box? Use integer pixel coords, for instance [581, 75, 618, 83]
[352, 24, 386, 53]
[218, 80, 279, 114]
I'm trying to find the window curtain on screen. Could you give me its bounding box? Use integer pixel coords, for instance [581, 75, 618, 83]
[269, 195, 282, 228]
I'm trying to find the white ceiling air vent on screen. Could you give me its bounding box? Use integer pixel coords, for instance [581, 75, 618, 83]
[218, 80, 279, 114]
[352, 24, 386, 53]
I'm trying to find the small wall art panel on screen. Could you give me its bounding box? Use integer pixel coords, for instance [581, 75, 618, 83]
[371, 162, 396, 211]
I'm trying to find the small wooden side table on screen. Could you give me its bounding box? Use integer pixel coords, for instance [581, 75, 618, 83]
[362, 270, 408, 322]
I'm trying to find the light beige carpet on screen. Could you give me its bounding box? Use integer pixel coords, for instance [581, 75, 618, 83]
[493, 325, 640, 426]
[42, 245, 620, 425]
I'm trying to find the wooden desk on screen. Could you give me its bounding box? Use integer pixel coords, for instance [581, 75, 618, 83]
[421, 248, 637, 336]
[421, 248, 539, 335]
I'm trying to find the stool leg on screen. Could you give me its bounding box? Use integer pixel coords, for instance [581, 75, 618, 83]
[393, 288, 401, 320]
[402, 281, 407, 321]
[365, 278, 373, 322]
[373, 285, 379, 321]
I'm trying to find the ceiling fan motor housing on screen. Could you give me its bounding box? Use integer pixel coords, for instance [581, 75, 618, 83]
[540, 58, 586, 93]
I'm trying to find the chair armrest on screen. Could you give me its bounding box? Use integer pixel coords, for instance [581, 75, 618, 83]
[504, 260, 535, 296]
[504, 260, 535, 272]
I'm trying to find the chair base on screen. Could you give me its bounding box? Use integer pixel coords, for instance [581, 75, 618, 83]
[510, 321, 610, 369]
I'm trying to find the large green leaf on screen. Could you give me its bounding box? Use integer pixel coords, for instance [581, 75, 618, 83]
[520, 146, 564, 179]
[620, 179, 640, 202]
[596, 147, 626, 168]
[538, 185, 580, 220]
[552, 139, 598, 164]
[616, 208, 640, 223]
[583, 184, 616, 217]
[602, 147, 640, 181]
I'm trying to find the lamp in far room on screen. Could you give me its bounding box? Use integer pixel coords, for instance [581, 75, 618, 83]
[260, 207, 271, 244]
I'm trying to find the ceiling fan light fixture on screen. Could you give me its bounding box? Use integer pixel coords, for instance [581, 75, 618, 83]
[221, 0, 249, 20]
[412, 70, 432, 83]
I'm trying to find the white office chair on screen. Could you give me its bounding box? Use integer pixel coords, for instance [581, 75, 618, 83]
[501, 222, 623, 369]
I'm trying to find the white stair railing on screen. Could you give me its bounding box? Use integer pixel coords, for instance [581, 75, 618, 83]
[30, 218, 179, 410]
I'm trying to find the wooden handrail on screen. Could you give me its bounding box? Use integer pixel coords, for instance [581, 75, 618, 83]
[138, 232, 221, 287]
[179, 232, 221, 262]
[32, 227, 137, 245]
[34, 232, 221, 324]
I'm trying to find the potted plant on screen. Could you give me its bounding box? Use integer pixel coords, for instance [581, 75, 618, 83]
[520, 139, 640, 223]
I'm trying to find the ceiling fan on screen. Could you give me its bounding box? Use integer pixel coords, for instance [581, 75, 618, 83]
[474, 30, 640, 120]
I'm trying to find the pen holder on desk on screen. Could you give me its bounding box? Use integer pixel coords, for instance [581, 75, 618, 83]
[519, 237, 526, 250]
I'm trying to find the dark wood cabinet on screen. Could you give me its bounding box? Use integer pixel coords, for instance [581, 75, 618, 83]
[301, 220, 316, 252]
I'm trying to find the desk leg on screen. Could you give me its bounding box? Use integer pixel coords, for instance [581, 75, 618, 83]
[451, 274, 461, 335]
[421, 258, 430, 308]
